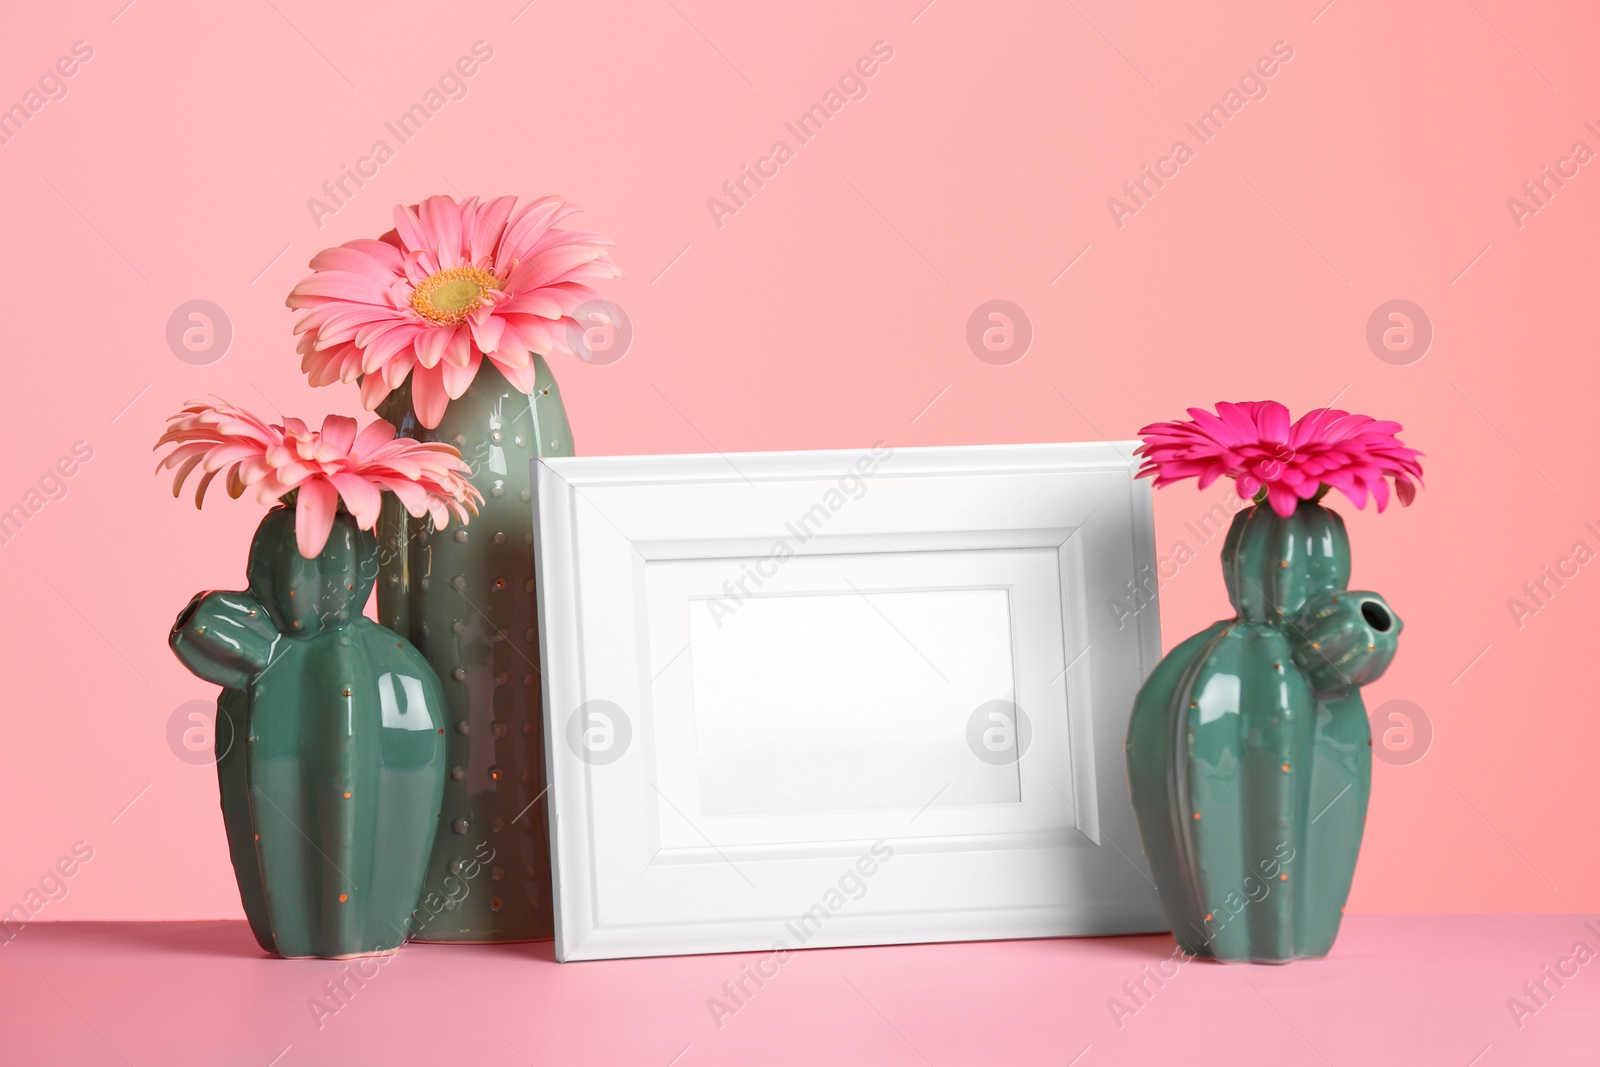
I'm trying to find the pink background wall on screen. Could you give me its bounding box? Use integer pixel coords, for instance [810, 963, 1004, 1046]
[1, 0, 1594, 922]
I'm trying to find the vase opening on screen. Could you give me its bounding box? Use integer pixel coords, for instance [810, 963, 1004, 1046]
[173, 597, 202, 633]
[1360, 600, 1393, 632]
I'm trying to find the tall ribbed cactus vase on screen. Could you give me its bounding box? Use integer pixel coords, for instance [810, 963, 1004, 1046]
[1124, 500, 1402, 963]
[169, 506, 448, 960]
[375, 356, 573, 942]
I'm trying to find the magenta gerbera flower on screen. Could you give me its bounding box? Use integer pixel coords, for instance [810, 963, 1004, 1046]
[1135, 401, 1423, 517]
[156, 398, 484, 557]
[287, 194, 621, 428]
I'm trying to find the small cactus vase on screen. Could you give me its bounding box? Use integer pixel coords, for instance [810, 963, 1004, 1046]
[374, 356, 573, 942]
[1125, 499, 1401, 963]
[170, 506, 448, 959]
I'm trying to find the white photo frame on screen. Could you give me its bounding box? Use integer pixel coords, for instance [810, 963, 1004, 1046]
[531, 441, 1165, 961]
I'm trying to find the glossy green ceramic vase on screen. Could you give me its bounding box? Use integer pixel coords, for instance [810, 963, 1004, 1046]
[170, 506, 448, 959]
[375, 357, 573, 942]
[1125, 499, 1401, 963]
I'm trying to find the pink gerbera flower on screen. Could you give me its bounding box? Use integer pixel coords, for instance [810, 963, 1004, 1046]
[1135, 400, 1423, 517]
[287, 194, 622, 428]
[156, 398, 484, 557]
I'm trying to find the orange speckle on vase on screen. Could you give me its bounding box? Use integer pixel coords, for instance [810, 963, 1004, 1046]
[1279, 874, 1288, 881]
[343, 792, 351, 799]
[1205, 913, 1213, 921]
[338, 893, 348, 903]
[1282, 763, 1291, 771]
[1192, 812, 1202, 820]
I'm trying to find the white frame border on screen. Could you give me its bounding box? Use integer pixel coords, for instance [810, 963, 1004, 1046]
[533, 441, 1163, 961]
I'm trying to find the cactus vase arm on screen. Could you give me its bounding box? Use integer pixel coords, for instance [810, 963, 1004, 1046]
[170, 590, 280, 690]
[1290, 590, 1403, 694]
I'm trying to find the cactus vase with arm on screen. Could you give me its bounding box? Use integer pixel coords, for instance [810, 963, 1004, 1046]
[156, 399, 486, 958]
[171, 507, 448, 958]
[1124, 401, 1422, 963]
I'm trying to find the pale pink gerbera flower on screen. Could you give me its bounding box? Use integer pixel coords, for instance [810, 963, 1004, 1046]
[1135, 400, 1424, 517]
[156, 398, 485, 557]
[287, 194, 622, 428]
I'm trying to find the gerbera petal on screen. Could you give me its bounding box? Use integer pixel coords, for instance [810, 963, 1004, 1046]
[328, 472, 384, 530]
[360, 324, 422, 374]
[489, 353, 537, 394]
[470, 195, 517, 261]
[421, 195, 465, 268]
[414, 327, 449, 369]
[306, 244, 403, 284]
[192, 466, 221, 509]
[1368, 472, 1391, 512]
[169, 453, 205, 497]
[382, 477, 429, 517]
[1339, 477, 1370, 510]
[497, 196, 569, 269]
[441, 351, 483, 399]
[381, 352, 417, 389]
[443, 326, 473, 368]
[411, 363, 451, 429]
[294, 478, 339, 558]
[392, 202, 432, 254]
[318, 415, 358, 456]
[360, 371, 396, 411]
[469, 310, 506, 353]
[1265, 483, 1300, 517]
[287, 270, 392, 304]
[352, 418, 397, 457]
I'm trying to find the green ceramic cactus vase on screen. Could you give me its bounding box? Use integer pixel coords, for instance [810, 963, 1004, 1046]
[374, 356, 573, 942]
[1125, 499, 1401, 963]
[169, 506, 448, 959]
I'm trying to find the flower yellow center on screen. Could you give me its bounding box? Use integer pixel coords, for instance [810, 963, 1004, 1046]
[410, 265, 501, 326]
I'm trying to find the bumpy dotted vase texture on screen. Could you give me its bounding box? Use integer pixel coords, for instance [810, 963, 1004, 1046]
[375, 357, 572, 942]
[169, 507, 448, 959]
[1125, 500, 1401, 963]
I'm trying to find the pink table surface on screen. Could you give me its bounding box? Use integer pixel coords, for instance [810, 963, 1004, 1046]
[1, 916, 1595, 1066]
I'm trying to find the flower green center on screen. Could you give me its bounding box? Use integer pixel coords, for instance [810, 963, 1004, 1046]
[410, 265, 501, 326]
